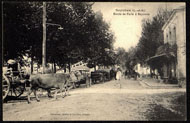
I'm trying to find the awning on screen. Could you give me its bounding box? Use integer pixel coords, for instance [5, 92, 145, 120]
[146, 52, 175, 64]
[146, 54, 166, 61]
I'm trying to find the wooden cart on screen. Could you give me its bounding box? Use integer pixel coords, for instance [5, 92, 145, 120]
[3, 68, 29, 100]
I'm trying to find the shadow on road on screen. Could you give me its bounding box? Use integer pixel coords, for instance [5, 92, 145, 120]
[3, 96, 28, 103]
[144, 93, 186, 121]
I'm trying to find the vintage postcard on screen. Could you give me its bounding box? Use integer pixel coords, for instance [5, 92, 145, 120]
[2, 2, 187, 121]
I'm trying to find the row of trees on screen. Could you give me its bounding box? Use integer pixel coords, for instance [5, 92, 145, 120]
[114, 8, 173, 71]
[135, 8, 172, 65]
[3, 2, 115, 73]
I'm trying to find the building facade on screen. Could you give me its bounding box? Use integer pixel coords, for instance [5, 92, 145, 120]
[161, 6, 186, 85]
[146, 6, 186, 86]
[134, 63, 150, 77]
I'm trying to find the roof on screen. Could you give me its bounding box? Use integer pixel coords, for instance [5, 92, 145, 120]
[146, 52, 176, 64]
[146, 53, 167, 62]
[162, 6, 185, 31]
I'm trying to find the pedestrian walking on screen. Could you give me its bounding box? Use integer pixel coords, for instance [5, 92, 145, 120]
[116, 68, 122, 88]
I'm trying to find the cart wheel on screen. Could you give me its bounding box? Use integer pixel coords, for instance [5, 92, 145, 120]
[3, 75, 10, 100]
[12, 83, 25, 97]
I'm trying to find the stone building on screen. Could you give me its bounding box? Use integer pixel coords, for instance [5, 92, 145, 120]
[147, 6, 186, 86]
[162, 6, 186, 85]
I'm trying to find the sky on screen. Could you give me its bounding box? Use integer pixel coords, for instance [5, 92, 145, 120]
[92, 2, 185, 51]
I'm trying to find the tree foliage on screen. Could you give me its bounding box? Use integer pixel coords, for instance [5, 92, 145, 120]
[114, 47, 128, 69]
[3, 2, 115, 70]
[3, 2, 43, 61]
[124, 8, 173, 70]
[135, 8, 172, 63]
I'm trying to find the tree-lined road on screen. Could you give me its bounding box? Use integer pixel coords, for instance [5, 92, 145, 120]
[3, 78, 186, 121]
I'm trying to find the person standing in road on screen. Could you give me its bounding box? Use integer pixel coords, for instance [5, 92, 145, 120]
[116, 68, 122, 88]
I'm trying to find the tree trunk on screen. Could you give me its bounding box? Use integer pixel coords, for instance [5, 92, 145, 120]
[94, 61, 96, 71]
[52, 62, 54, 72]
[31, 56, 33, 74]
[53, 59, 56, 73]
[68, 60, 71, 73]
[64, 64, 66, 73]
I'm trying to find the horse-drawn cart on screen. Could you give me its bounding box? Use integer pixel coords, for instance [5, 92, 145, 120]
[2, 60, 30, 100]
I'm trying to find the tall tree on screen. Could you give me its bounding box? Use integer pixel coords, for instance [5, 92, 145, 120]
[3, 2, 43, 61]
[3, 2, 115, 72]
[135, 8, 172, 64]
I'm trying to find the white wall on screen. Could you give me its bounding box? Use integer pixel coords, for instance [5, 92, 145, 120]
[135, 63, 150, 75]
[176, 10, 186, 79]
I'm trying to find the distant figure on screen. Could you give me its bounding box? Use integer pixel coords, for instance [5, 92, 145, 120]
[116, 68, 122, 80]
[116, 68, 122, 88]
[110, 68, 116, 80]
[124, 70, 129, 79]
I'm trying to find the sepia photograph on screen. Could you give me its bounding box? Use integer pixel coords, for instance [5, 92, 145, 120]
[2, 1, 187, 121]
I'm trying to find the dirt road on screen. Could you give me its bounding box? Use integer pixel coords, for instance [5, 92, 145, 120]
[3, 78, 186, 121]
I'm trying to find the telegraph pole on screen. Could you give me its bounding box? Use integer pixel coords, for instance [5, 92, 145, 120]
[42, 2, 46, 74]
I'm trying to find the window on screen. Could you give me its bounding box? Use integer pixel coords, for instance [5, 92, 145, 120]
[173, 27, 176, 44]
[166, 34, 168, 43]
[169, 31, 171, 43]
